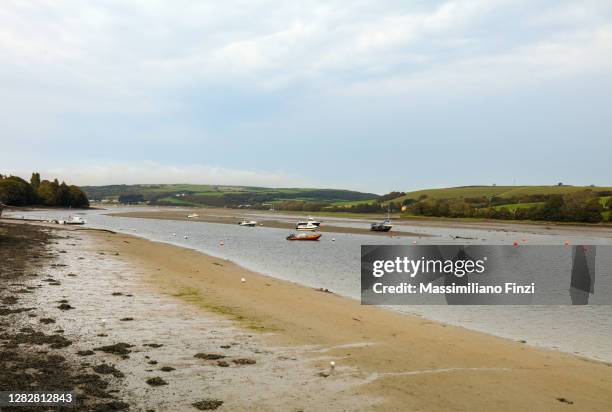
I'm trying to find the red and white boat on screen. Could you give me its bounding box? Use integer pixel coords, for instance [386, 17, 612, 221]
[286, 232, 321, 241]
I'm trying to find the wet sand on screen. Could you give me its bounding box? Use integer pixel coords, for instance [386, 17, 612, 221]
[3, 220, 612, 411]
[97, 224, 612, 410]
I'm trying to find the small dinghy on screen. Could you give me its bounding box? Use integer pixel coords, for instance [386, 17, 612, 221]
[286, 232, 321, 241]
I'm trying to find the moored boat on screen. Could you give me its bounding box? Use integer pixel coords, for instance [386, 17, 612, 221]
[296, 222, 319, 231]
[296, 216, 321, 228]
[286, 232, 321, 241]
[296, 216, 321, 231]
[239, 218, 258, 227]
[62, 216, 86, 225]
[370, 219, 392, 232]
[370, 207, 392, 232]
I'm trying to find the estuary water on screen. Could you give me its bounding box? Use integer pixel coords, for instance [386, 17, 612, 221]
[7, 207, 612, 362]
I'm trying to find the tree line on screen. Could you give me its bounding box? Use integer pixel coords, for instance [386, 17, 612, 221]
[403, 190, 610, 223]
[0, 172, 89, 208]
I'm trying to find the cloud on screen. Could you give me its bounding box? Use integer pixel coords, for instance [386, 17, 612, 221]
[4, 162, 315, 188]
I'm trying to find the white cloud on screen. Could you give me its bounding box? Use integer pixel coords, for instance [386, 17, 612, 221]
[4, 162, 315, 187]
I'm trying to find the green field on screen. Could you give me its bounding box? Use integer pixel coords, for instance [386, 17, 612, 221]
[492, 202, 545, 212]
[392, 185, 612, 203]
[82, 184, 379, 207]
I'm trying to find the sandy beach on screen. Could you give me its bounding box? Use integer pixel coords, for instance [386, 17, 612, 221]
[2, 219, 611, 411]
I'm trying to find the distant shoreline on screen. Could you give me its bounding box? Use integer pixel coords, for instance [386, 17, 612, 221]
[103, 207, 612, 239]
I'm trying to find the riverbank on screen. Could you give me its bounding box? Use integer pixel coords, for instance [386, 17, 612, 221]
[3, 220, 612, 410]
[108, 209, 428, 237]
[107, 207, 612, 240]
[93, 223, 612, 410]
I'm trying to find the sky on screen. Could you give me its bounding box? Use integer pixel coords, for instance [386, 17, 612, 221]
[0, 0, 611, 194]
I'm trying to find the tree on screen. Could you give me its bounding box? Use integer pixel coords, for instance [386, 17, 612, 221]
[30, 172, 41, 191]
[0, 176, 35, 206]
[560, 190, 602, 223]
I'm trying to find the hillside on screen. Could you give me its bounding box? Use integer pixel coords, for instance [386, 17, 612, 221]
[392, 185, 612, 203]
[390, 185, 612, 223]
[82, 184, 379, 208]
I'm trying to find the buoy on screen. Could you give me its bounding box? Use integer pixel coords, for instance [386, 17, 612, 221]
[219, 240, 225, 246]
[332, 238, 335, 242]
[330, 361, 336, 370]
[564, 240, 570, 246]
[184, 235, 188, 239]
[412, 240, 417, 245]
[241, 278, 246, 283]
[172, 233, 176, 237]
[513, 240, 518, 247]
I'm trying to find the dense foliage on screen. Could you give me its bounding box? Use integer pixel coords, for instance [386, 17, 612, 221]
[403, 190, 605, 223]
[0, 172, 89, 208]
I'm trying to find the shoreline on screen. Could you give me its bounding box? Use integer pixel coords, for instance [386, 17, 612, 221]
[106, 208, 612, 239]
[3, 220, 612, 409]
[107, 210, 428, 237]
[87, 223, 612, 410]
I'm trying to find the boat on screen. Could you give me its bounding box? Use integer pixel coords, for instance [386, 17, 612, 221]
[370, 208, 392, 232]
[296, 222, 319, 231]
[186, 213, 199, 218]
[239, 218, 258, 227]
[296, 216, 321, 230]
[62, 216, 86, 225]
[286, 232, 321, 241]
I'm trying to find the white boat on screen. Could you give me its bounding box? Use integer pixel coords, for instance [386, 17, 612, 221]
[370, 207, 392, 232]
[62, 216, 86, 225]
[296, 222, 319, 231]
[296, 216, 321, 230]
[187, 213, 199, 218]
[239, 218, 258, 227]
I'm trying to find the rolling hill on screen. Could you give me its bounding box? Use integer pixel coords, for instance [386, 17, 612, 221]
[391, 185, 612, 203]
[82, 184, 379, 208]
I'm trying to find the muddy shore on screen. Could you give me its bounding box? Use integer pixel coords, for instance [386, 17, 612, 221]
[108, 210, 428, 237]
[2, 220, 612, 411]
[0, 223, 130, 411]
[108, 208, 612, 240]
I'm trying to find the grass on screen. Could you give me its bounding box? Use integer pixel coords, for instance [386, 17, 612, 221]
[391, 185, 612, 204]
[171, 286, 278, 332]
[329, 199, 378, 207]
[492, 202, 545, 212]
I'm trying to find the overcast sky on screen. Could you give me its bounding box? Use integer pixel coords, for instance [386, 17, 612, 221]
[1, 0, 611, 193]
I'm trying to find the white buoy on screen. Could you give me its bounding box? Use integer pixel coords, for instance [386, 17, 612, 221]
[332, 238, 335, 241]
[172, 233, 176, 237]
[184, 235, 188, 239]
[330, 361, 336, 370]
[241, 277, 246, 283]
